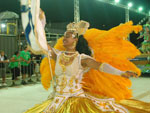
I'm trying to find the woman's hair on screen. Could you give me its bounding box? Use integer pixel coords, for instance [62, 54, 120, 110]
[76, 35, 92, 56]
[14, 51, 19, 55]
[0, 50, 4, 53]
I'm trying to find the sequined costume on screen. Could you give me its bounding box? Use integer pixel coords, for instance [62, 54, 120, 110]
[25, 22, 150, 113]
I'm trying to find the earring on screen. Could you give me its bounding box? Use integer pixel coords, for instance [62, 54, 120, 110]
[72, 41, 77, 49]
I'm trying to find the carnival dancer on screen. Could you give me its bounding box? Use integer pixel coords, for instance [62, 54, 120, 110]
[21, 0, 150, 113]
[25, 21, 150, 113]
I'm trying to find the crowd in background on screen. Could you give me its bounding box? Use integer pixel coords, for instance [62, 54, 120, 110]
[0, 46, 42, 87]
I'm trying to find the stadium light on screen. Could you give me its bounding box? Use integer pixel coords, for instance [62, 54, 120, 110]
[1, 24, 6, 28]
[138, 7, 143, 12]
[96, 0, 148, 16]
[128, 2, 133, 8]
[114, 0, 120, 3]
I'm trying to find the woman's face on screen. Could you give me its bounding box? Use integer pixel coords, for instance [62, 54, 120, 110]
[63, 31, 77, 48]
[1, 51, 4, 56]
[17, 53, 20, 57]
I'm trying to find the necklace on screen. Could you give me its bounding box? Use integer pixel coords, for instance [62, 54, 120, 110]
[59, 52, 78, 72]
[64, 51, 77, 54]
[63, 51, 78, 57]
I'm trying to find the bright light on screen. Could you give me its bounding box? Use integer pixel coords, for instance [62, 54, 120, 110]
[149, 11, 150, 16]
[128, 2, 133, 8]
[1, 24, 6, 28]
[114, 0, 120, 3]
[138, 7, 143, 12]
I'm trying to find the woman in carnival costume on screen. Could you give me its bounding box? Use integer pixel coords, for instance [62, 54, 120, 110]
[24, 20, 150, 113]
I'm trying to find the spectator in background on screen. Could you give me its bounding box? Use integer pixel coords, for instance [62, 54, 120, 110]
[20, 46, 31, 85]
[0, 50, 9, 86]
[27, 51, 34, 82]
[138, 22, 150, 53]
[9, 51, 20, 86]
[34, 55, 41, 82]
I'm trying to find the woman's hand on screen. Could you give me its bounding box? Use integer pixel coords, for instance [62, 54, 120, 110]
[47, 44, 57, 60]
[121, 71, 138, 78]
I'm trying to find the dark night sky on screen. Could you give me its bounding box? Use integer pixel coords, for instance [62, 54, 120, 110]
[0, 0, 150, 45]
[0, 0, 149, 29]
[0, 0, 149, 45]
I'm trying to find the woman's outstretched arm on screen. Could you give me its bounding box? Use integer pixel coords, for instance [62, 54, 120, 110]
[81, 58, 137, 78]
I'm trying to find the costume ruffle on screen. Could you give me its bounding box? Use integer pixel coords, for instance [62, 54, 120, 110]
[40, 21, 142, 100]
[24, 96, 150, 113]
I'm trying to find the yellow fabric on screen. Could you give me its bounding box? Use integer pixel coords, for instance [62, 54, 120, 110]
[54, 37, 66, 51]
[58, 98, 150, 113]
[82, 70, 132, 100]
[120, 99, 150, 113]
[24, 97, 150, 113]
[40, 21, 142, 100]
[40, 57, 55, 90]
[57, 97, 110, 113]
[24, 99, 52, 113]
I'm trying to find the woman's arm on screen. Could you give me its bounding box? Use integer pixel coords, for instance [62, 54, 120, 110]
[82, 58, 137, 78]
[10, 57, 16, 62]
[47, 44, 57, 60]
[81, 58, 101, 70]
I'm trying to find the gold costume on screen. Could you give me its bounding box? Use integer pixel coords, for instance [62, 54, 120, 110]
[25, 22, 150, 113]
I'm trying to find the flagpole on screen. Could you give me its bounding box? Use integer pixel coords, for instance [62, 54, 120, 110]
[47, 52, 54, 89]
[34, 0, 54, 88]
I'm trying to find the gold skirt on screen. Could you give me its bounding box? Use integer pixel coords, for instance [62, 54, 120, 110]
[24, 97, 150, 113]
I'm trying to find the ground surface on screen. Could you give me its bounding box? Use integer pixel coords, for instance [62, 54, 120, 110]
[0, 76, 150, 113]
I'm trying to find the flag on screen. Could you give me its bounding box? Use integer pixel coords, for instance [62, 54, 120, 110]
[21, 0, 48, 54]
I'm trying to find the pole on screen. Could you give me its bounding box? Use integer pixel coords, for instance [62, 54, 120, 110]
[125, 8, 130, 40]
[125, 8, 129, 22]
[74, 0, 80, 23]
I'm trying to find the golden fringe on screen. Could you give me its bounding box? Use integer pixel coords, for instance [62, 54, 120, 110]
[24, 97, 150, 113]
[58, 97, 150, 113]
[120, 99, 150, 113]
[57, 97, 104, 113]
